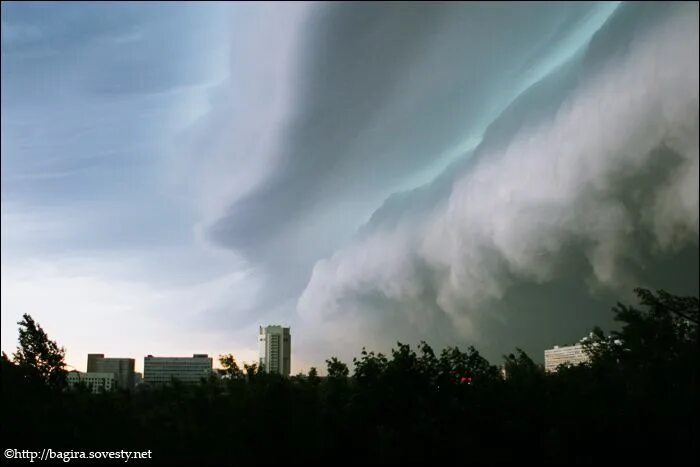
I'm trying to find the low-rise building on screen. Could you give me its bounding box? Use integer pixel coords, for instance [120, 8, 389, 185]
[143, 354, 213, 386]
[87, 354, 135, 390]
[544, 343, 590, 373]
[67, 371, 117, 394]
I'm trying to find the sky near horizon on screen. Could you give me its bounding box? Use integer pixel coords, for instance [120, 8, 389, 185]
[1, 2, 698, 374]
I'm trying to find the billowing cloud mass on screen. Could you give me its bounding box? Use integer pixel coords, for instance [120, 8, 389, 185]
[296, 2, 699, 358]
[2, 2, 698, 371]
[185, 1, 699, 362]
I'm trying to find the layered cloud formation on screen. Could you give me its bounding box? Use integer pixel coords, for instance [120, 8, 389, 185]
[295, 2, 699, 357]
[2, 2, 698, 370]
[178, 2, 699, 360]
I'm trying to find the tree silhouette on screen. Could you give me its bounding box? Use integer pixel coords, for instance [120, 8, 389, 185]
[1, 288, 697, 464]
[12, 314, 67, 390]
[325, 357, 349, 379]
[217, 353, 243, 379]
[307, 366, 320, 386]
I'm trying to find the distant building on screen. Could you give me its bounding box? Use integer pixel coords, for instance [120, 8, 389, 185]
[544, 343, 590, 373]
[143, 354, 213, 385]
[134, 372, 143, 387]
[259, 325, 291, 376]
[67, 371, 116, 394]
[87, 354, 135, 390]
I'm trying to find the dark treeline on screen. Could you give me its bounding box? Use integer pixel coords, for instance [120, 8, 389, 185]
[1, 288, 698, 465]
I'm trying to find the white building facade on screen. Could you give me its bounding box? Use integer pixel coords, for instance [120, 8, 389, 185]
[544, 344, 590, 373]
[67, 371, 117, 394]
[143, 354, 213, 385]
[258, 325, 291, 376]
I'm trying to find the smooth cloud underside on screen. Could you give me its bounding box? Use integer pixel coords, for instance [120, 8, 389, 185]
[195, 3, 622, 325]
[297, 2, 699, 356]
[203, 2, 609, 266]
[3, 2, 696, 368]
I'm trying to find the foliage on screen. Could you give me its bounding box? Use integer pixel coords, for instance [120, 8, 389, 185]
[325, 357, 349, 379]
[11, 314, 67, 390]
[307, 366, 320, 385]
[1, 289, 697, 464]
[218, 353, 243, 379]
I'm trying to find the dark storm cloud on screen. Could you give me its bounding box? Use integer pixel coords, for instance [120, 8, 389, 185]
[191, 2, 620, 339]
[206, 2, 604, 264]
[3, 1, 695, 371]
[297, 1, 699, 362]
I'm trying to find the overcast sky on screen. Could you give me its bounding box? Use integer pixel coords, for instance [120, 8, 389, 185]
[1, 1, 698, 373]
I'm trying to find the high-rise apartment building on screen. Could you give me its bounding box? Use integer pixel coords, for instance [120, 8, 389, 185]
[143, 354, 213, 385]
[258, 325, 291, 376]
[87, 354, 135, 390]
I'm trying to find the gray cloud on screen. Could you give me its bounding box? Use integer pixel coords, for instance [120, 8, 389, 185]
[195, 3, 619, 335]
[205, 2, 608, 262]
[2, 2, 697, 371]
[297, 2, 699, 362]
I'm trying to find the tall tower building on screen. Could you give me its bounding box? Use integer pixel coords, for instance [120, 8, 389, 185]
[258, 325, 291, 376]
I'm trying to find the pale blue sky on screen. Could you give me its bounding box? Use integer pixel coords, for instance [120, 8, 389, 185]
[2, 2, 697, 373]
